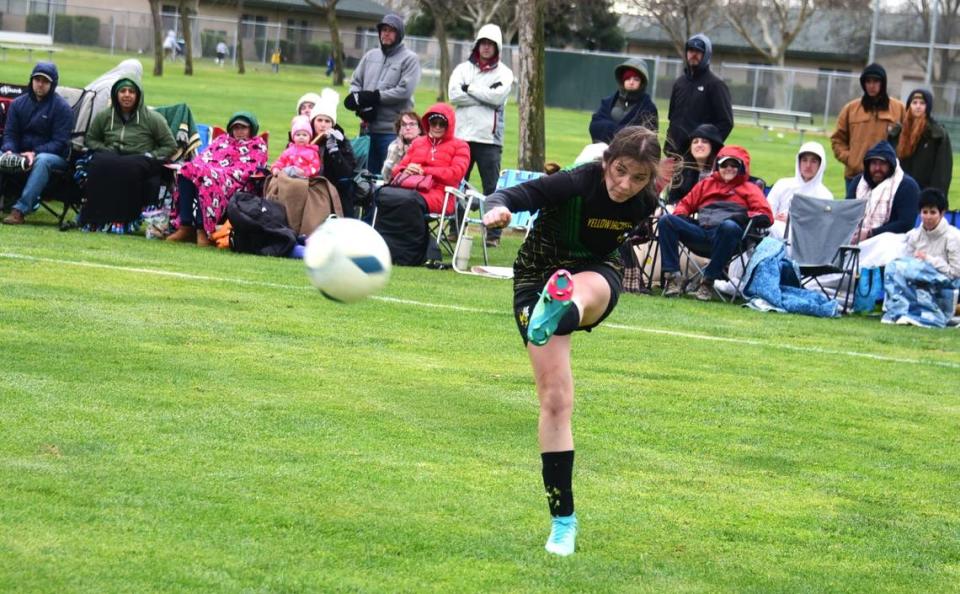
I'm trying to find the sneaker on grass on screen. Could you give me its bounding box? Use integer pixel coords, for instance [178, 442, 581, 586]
[527, 269, 574, 346]
[545, 513, 577, 556]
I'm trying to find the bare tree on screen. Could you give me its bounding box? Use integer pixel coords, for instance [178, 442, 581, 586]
[725, 0, 815, 67]
[456, 0, 508, 33]
[517, 0, 545, 171]
[904, 0, 960, 83]
[178, 0, 195, 75]
[637, 0, 720, 57]
[149, 0, 164, 76]
[305, 0, 346, 85]
[419, 0, 463, 101]
[237, 0, 246, 75]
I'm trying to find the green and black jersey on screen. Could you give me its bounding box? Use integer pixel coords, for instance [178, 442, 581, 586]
[486, 162, 657, 291]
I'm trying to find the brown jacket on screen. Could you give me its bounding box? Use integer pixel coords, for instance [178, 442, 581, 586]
[830, 97, 906, 179]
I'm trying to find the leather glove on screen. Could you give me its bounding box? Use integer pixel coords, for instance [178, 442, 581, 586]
[750, 214, 772, 228]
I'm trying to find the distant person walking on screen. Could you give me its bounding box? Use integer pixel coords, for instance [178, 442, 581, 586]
[344, 13, 422, 176]
[664, 34, 733, 157]
[215, 40, 228, 66]
[831, 63, 906, 184]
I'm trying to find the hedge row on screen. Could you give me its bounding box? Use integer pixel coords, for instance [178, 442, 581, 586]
[26, 14, 100, 46]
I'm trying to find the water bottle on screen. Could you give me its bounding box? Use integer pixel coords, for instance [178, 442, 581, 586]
[455, 235, 473, 270]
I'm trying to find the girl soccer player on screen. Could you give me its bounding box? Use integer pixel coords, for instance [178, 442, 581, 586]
[482, 126, 661, 555]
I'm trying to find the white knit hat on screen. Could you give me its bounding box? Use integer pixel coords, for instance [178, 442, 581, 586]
[310, 88, 340, 125]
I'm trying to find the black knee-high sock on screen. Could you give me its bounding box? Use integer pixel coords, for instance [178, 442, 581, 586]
[541, 450, 575, 517]
[554, 303, 581, 337]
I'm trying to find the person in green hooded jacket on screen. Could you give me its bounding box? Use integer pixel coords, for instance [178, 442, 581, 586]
[79, 76, 177, 229]
[165, 112, 268, 246]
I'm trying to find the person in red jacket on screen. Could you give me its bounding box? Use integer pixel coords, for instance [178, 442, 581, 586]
[391, 103, 470, 214]
[657, 145, 773, 300]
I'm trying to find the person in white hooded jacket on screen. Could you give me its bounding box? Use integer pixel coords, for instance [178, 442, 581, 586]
[765, 141, 833, 239]
[448, 23, 514, 246]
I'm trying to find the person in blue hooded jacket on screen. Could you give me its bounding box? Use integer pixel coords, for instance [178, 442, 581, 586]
[589, 58, 658, 144]
[664, 34, 734, 157]
[1, 62, 74, 225]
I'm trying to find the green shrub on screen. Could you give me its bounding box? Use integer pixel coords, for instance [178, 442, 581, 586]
[301, 42, 332, 66]
[26, 14, 48, 34]
[71, 16, 100, 46]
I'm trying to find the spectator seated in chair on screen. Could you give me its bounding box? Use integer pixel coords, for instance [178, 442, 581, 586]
[658, 145, 773, 301]
[845, 139, 921, 268]
[309, 89, 357, 216]
[766, 141, 832, 239]
[272, 115, 320, 178]
[666, 123, 724, 206]
[79, 75, 176, 232]
[167, 112, 268, 246]
[389, 103, 470, 215]
[1, 61, 74, 225]
[381, 110, 423, 180]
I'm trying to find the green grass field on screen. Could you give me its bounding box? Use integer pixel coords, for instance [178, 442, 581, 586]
[2, 49, 960, 593]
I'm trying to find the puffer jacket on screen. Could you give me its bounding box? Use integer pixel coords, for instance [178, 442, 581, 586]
[85, 76, 176, 158]
[391, 103, 471, 214]
[0, 62, 74, 158]
[347, 14, 422, 134]
[674, 145, 773, 221]
[272, 144, 321, 178]
[447, 23, 514, 146]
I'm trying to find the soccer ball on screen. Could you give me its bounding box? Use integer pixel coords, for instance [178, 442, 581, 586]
[304, 217, 392, 303]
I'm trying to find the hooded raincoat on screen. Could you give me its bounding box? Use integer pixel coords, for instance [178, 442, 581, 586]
[589, 58, 659, 143]
[447, 24, 515, 147]
[347, 14, 422, 134]
[766, 141, 832, 237]
[1, 62, 73, 158]
[665, 34, 734, 156]
[85, 76, 176, 158]
[674, 145, 773, 221]
[391, 103, 470, 214]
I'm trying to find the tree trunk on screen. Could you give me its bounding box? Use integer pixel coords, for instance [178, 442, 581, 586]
[435, 16, 450, 102]
[179, 0, 194, 76]
[517, 0, 545, 172]
[237, 0, 246, 75]
[325, 1, 346, 86]
[149, 0, 163, 76]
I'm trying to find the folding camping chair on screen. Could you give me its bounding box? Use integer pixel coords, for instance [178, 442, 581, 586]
[444, 168, 544, 277]
[673, 217, 770, 301]
[785, 194, 867, 313]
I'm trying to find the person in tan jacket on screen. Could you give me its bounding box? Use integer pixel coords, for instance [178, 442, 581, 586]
[831, 63, 906, 183]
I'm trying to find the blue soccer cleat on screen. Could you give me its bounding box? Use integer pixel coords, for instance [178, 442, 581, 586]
[527, 269, 575, 346]
[544, 513, 577, 556]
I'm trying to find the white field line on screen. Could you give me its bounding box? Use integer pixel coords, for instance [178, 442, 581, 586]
[3, 252, 959, 370]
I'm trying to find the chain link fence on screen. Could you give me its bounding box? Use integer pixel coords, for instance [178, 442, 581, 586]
[4, 0, 960, 141]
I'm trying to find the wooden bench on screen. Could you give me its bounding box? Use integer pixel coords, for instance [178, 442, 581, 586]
[732, 105, 824, 143]
[0, 32, 61, 62]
